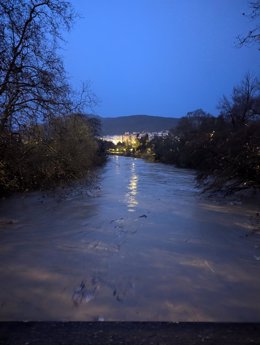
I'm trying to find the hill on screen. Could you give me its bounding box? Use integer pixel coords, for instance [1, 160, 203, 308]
[100, 115, 179, 135]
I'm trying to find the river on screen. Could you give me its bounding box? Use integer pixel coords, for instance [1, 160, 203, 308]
[0, 155, 259, 321]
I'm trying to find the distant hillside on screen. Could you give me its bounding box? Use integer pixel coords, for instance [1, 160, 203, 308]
[100, 115, 179, 135]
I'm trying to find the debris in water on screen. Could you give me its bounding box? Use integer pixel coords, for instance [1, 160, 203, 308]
[139, 214, 147, 218]
[204, 260, 215, 273]
[72, 280, 99, 306]
[72, 281, 85, 306]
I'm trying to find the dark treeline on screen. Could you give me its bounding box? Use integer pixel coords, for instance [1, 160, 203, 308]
[110, 74, 260, 194]
[0, 1, 106, 196]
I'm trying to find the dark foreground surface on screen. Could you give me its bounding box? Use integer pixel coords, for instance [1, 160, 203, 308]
[0, 322, 260, 345]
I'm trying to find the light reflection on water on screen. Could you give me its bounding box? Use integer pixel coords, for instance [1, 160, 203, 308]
[114, 155, 120, 175]
[126, 160, 139, 212]
[0, 155, 259, 321]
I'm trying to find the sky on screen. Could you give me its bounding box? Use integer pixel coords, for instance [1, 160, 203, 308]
[62, 0, 259, 118]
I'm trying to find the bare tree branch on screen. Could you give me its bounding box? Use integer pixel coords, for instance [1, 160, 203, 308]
[0, 0, 91, 131]
[237, 0, 260, 49]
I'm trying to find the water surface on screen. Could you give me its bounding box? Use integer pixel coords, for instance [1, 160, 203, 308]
[0, 156, 259, 321]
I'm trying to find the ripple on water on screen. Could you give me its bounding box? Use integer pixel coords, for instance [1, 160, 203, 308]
[0, 156, 259, 321]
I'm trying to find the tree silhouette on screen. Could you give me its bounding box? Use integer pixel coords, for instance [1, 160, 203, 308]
[218, 74, 260, 127]
[0, 0, 93, 132]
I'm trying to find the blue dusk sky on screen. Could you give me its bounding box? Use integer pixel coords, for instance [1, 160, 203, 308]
[63, 0, 259, 118]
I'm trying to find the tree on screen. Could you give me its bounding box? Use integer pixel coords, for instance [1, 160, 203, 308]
[238, 0, 260, 49]
[0, 0, 93, 132]
[218, 74, 260, 127]
[0, 1, 104, 195]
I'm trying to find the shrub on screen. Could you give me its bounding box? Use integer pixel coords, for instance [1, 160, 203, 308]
[0, 114, 106, 195]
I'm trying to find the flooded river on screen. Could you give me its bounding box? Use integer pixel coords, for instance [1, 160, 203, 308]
[0, 156, 259, 321]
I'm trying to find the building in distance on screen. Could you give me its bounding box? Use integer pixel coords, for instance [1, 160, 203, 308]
[101, 131, 169, 144]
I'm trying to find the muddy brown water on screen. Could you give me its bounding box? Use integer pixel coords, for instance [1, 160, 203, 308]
[0, 156, 259, 321]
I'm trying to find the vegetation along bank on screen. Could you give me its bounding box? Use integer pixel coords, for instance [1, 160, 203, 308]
[107, 74, 260, 195]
